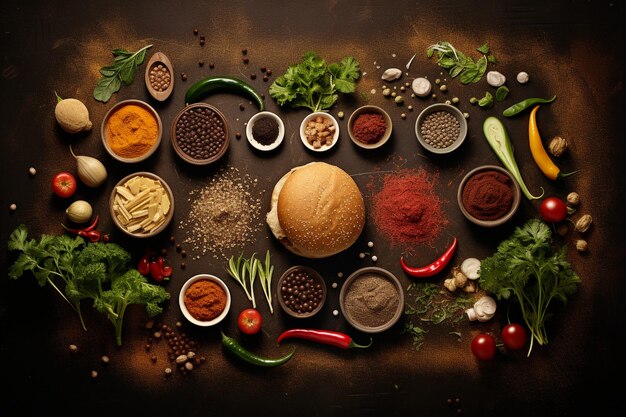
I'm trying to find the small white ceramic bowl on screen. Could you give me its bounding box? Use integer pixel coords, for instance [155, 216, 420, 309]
[299, 112, 340, 152]
[179, 274, 231, 327]
[246, 111, 285, 151]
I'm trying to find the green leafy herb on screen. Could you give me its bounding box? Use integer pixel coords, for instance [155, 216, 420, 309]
[255, 250, 275, 314]
[269, 52, 361, 112]
[226, 253, 254, 305]
[403, 282, 475, 351]
[495, 86, 510, 102]
[479, 219, 580, 356]
[8, 225, 169, 345]
[427, 41, 496, 84]
[478, 91, 494, 108]
[94, 44, 152, 102]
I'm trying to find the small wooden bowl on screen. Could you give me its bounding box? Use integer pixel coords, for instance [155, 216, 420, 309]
[145, 52, 174, 101]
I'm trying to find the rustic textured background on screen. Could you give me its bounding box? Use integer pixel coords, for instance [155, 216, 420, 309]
[1, 1, 624, 416]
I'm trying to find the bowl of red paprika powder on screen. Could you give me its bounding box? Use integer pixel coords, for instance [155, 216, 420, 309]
[348, 105, 393, 149]
[457, 165, 521, 227]
[179, 274, 231, 327]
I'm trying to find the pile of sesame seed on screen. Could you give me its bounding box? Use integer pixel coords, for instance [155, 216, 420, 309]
[179, 167, 264, 260]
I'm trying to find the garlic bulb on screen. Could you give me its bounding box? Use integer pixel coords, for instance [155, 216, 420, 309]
[66, 200, 93, 223]
[486, 71, 506, 87]
[70, 146, 107, 187]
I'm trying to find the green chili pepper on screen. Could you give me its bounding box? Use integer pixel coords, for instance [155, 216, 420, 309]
[185, 76, 265, 111]
[220, 331, 294, 367]
[502, 95, 556, 117]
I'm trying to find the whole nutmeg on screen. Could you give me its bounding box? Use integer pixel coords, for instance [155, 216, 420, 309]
[55, 97, 93, 134]
[575, 239, 588, 252]
[575, 214, 593, 233]
[548, 136, 568, 157]
[567, 192, 580, 206]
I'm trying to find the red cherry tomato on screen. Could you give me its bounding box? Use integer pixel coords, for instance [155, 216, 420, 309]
[471, 333, 496, 361]
[540, 197, 567, 223]
[237, 308, 262, 335]
[501, 323, 528, 350]
[52, 172, 77, 198]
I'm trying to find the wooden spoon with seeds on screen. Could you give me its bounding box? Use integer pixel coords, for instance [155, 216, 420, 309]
[145, 52, 174, 101]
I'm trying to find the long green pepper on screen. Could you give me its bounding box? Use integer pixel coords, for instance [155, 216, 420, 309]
[220, 331, 295, 367]
[502, 95, 556, 117]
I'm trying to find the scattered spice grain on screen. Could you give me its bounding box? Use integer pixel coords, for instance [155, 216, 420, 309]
[179, 167, 263, 259]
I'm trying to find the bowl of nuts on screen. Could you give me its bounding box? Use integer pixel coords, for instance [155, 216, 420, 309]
[299, 112, 339, 152]
[109, 172, 174, 238]
[277, 265, 326, 319]
[171, 103, 230, 165]
[415, 103, 467, 154]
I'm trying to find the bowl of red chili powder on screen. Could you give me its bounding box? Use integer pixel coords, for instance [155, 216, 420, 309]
[179, 274, 231, 327]
[348, 105, 392, 149]
[457, 165, 521, 227]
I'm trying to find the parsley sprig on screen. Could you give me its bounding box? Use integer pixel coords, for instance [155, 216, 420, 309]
[8, 225, 169, 346]
[269, 51, 361, 112]
[479, 219, 580, 356]
[93, 44, 152, 102]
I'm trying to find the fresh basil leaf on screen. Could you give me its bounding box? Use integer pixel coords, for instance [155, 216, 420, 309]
[439, 57, 457, 69]
[459, 69, 478, 84]
[112, 48, 131, 56]
[426, 48, 434, 58]
[476, 43, 490, 54]
[99, 66, 117, 77]
[450, 65, 464, 78]
[135, 48, 147, 65]
[487, 54, 497, 64]
[93, 76, 121, 102]
[478, 91, 494, 107]
[118, 61, 136, 85]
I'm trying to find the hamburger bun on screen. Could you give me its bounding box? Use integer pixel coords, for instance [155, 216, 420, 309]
[266, 162, 365, 258]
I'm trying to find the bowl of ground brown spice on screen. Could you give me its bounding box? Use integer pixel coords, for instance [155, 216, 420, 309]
[457, 165, 521, 227]
[179, 274, 231, 327]
[348, 105, 393, 149]
[101, 99, 162, 163]
[340, 267, 404, 333]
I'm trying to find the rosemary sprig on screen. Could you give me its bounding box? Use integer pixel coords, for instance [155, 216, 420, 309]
[256, 250, 275, 314]
[226, 253, 253, 303]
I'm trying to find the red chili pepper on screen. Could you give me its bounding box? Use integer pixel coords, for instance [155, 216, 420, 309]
[277, 329, 372, 349]
[162, 265, 173, 277]
[138, 255, 151, 275]
[77, 229, 101, 243]
[84, 215, 99, 231]
[400, 237, 458, 278]
[149, 260, 164, 282]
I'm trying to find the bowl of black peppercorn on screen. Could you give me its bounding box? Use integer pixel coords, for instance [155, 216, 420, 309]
[277, 265, 326, 319]
[171, 103, 230, 165]
[246, 111, 285, 151]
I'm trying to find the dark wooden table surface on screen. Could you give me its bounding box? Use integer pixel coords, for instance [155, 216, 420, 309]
[1, 1, 625, 416]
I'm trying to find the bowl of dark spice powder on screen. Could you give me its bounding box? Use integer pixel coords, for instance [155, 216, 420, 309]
[171, 103, 229, 165]
[340, 267, 404, 333]
[246, 111, 284, 151]
[415, 103, 467, 154]
[457, 165, 521, 227]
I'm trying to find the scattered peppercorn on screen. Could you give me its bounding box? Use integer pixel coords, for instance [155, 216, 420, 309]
[243, 57, 249, 64]
[199, 39, 205, 46]
[242, 48, 248, 55]
[193, 28, 198, 35]
[180, 73, 187, 81]
[260, 66, 267, 73]
[198, 60, 204, 67]
[209, 63, 215, 69]
[250, 73, 256, 80]
[266, 69, 272, 76]
[239, 103, 245, 111]
[263, 75, 268, 82]
[181, 250, 187, 258]
[176, 244, 181, 252]
[200, 35, 205, 41]
[235, 132, 242, 140]
[151, 355, 157, 363]
[170, 236, 176, 244]
[181, 262, 186, 269]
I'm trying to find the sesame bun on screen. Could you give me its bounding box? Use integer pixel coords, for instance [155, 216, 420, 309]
[266, 162, 365, 258]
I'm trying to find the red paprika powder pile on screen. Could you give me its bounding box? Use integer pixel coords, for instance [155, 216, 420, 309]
[371, 168, 447, 246]
[352, 113, 386, 144]
[461, 170, 513, 220]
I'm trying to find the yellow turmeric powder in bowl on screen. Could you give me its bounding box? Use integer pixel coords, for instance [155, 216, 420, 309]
[102, 100, 162, 162]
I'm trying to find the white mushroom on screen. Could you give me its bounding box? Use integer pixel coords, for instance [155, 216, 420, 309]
[460, 258, 481, 280]
[516, 71, 529, 84]
[466, 295, 497, 322]
[411, 77, 432, 97]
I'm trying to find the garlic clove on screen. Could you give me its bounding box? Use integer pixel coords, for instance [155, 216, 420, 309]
[70, 146, 108, 187]
[381, 68, 402, 81]
[411, 77, 432, 97]
[486, 71, 506, 87]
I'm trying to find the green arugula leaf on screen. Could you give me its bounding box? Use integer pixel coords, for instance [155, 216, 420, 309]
[477, 43, 490, 54]
[93, 44, 152, 102]
[427, 41, 496, 85]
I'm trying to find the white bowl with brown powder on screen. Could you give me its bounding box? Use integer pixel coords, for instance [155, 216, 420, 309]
[339, 267, 404, 333]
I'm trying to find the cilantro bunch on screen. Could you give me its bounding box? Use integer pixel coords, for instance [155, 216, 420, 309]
[8, 225, 169, 346]
[269, 51, 361, 112]
[479, 219, 580, 355]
